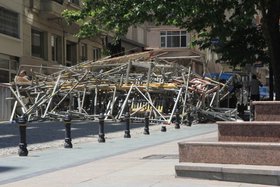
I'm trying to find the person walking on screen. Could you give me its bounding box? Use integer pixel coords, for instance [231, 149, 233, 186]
[250, 74, 262, 101]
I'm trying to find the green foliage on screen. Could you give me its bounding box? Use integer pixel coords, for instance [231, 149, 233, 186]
[63, 0, 275, 67]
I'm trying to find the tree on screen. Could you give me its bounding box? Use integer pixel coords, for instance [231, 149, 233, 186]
[63, 0, 280, 99]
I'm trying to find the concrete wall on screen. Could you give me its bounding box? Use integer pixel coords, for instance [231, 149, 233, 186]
[127, 26, 146, 45]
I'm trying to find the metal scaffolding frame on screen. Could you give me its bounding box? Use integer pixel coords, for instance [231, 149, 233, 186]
[0, 50, 241, 125]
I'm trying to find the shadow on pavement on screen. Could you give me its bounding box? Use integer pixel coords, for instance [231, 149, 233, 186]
[0, 121, 146, 149]
[0, 166, 21, 173]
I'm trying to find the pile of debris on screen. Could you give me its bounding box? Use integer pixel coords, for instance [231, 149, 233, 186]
[1, 50, 243, 124]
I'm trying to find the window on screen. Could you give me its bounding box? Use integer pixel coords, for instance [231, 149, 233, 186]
[0, 70, 9, 83]
[31, 29, 47, 59]
[160, 31, 187, 48]
[81, 43, 87, 61]
[0, 6, 19, 38]
[93, 48, 101, 61]
[51, 34, 62, 63]
[0, 58, 9, 69]
[0, 54, 19, 83]
[10, 58, 19, 71]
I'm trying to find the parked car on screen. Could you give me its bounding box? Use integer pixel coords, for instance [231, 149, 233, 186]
[259, 86, 269, 100]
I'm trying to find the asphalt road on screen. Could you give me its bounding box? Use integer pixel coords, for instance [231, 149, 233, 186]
[0, 120, 157, 156]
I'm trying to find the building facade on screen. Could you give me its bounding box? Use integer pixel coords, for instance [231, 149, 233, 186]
[0, 1, 22, 83]
[21, 0, 104, 74]
[125, 23, 222, 75]
[0, 1, 23, 121]
[0, 0, 105, 121]
[0, 0, 105, 82]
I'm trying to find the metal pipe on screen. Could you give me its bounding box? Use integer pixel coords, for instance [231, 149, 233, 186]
[168, 87, 183, 123]
[43, 74, 61, 118]
[117, 84, 134, 119]
[50, 71, 88, 112]
[134, 86, 167, 121]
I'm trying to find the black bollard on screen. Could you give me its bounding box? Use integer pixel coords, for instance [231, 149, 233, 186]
[143, 112, 150, 135]
[175, 109, 180, 129]
[124, 112, 131, 138]
[64, 114, 73, 148]
[98, 113, 105, 143]
[17, 116, 28, 156]
[187, 111, 193, 126]
[161, 126, 167, 132]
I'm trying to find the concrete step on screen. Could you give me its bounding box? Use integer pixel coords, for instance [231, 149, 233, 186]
[178, 141, 280, 166]
[218, 121, 280, 142]
[253, 101, 280, 121]
[175, 162, 280, 186]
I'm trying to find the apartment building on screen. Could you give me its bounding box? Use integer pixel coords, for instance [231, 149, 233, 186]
[0, 0, 105, 82]
[0, 0, 103, 120]
[0, 1, 22, 83]
[21, 0, 105, 74]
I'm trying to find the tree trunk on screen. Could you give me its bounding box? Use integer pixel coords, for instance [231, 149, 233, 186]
[261, 1, 280, 100]
[269, 62, 274, 100]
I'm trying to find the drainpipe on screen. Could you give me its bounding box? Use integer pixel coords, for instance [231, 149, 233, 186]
[62, 31, 64, 66]
[60, 18, 66, 66]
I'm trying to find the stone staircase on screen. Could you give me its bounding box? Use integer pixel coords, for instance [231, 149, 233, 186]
[175, 101, 280, 185]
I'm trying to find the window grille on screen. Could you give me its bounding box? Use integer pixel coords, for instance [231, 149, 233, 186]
[0, 7, 19, 38]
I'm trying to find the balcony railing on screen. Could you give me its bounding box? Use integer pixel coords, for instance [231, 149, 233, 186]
[67, 0, 79, 6]
[40, 0, 65, 19]
[53, 0, 64, 5]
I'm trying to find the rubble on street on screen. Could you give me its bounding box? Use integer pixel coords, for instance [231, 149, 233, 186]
[0, 50, 244, 125]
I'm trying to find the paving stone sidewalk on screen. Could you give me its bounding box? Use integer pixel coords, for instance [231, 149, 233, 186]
[0, 122, 273, 187]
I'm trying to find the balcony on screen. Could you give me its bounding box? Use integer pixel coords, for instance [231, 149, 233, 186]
[40, 0, 65, 19]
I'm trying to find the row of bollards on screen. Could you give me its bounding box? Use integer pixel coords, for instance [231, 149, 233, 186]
[16, 109, 182, 156]
[161, 109, 181, 132]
